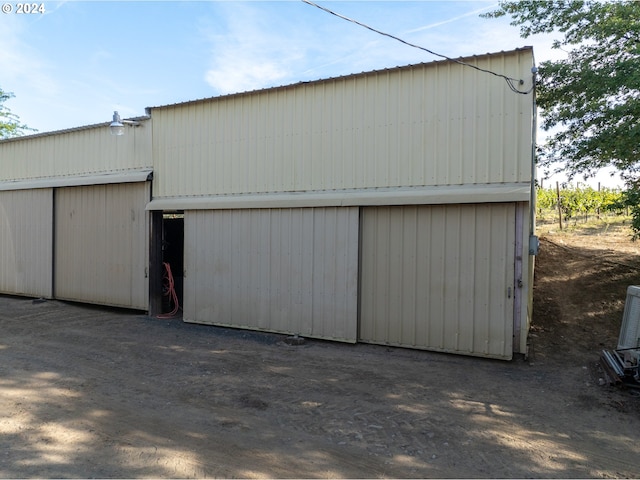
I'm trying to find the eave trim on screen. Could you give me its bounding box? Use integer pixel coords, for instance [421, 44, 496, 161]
[0, 169, 153, 191]
[146, 183, 531, 210]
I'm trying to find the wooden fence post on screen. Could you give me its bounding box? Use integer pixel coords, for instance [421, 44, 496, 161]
[556, 181, 563, 230]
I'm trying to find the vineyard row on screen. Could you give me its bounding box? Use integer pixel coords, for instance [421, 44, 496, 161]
[536, 185, 628, 221]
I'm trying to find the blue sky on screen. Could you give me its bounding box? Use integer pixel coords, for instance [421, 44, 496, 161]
[0, 0, 621, 187]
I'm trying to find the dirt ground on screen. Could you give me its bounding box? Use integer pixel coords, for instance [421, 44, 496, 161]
[2, 219, 640, 478]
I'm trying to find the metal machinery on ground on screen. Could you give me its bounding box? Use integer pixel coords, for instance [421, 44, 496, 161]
[601, 286, 640, 388]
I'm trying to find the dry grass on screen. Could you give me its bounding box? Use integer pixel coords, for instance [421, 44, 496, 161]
[536, 214, 640, 256]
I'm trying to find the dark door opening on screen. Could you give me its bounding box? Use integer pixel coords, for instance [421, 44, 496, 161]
[150, 211, 184, 317]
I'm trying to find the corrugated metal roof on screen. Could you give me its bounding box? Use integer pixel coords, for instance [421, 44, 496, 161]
[146, 46, 534, 112]
[0, 116, 150, 144]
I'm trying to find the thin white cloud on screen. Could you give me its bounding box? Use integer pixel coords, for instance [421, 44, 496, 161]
[0, 16, 59, 96]
[201, 3, 305, 94]
[199, 1, 532, 95]
[206, 60, 289, 94]
[30, 0, 69, 24]
[405, 3, 497, 34]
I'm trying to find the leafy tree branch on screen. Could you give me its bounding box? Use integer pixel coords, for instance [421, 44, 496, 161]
[483, 1, 640, 179]
[1, 88, 35, 139]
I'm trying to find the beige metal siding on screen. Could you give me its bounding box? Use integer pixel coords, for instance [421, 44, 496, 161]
[522, 203, 535, 355]
[152, 49, 534, 198]
[183, 207, 359, 341]
[0, 121, 152, 182]
[0, 189, 53, 297]
[360, 204, 515, 359]
[54, 182, 150, 309]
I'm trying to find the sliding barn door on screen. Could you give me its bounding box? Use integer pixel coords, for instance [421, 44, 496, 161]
[183, 207, 359, 342]
[360, 203, 516, 359]
[54, 183, 150, 309]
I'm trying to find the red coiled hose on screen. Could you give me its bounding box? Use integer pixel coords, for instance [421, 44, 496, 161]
[157, 262, 180, 318]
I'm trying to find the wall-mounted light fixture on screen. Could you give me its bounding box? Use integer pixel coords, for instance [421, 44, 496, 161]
[109, 111, 141, 136]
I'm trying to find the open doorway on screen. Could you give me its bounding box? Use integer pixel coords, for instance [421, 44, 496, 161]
[150, 211, 184, 317]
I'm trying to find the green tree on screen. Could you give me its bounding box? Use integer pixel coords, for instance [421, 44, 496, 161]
[483, 1, 640, 233]
[483, 1, 640, 177]
[1, 88, 34, 139]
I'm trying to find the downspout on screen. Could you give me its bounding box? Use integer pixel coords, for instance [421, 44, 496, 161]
[524, 62, 539, 359]
[529, 64, 539, 249]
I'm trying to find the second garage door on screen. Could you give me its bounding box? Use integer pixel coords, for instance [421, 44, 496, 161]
[360, 203, 516, 359]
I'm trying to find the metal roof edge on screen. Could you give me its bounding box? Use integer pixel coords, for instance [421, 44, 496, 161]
[0, 116, 151, 144]
[0, 168, 153, 191]
[146, 46, 534, 112]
